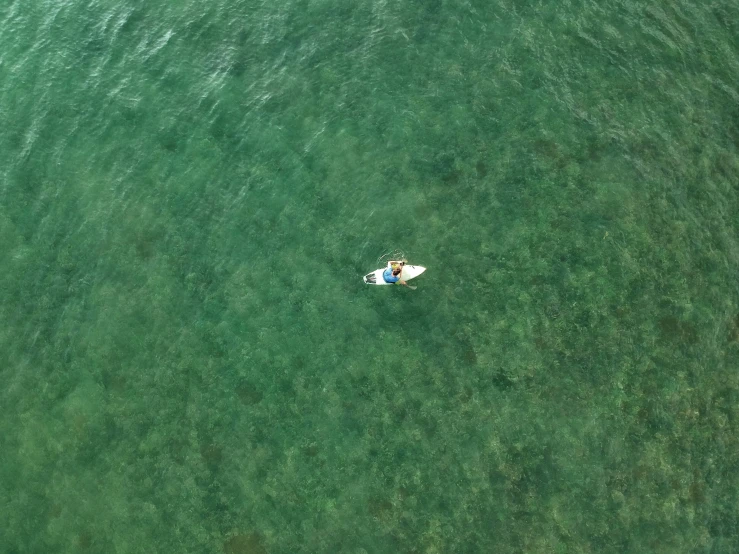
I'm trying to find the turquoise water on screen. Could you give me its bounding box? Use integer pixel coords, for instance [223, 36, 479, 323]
[1, 0, 738, 552]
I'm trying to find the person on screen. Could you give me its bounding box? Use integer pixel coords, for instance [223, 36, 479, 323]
[383, 260, 409, 286]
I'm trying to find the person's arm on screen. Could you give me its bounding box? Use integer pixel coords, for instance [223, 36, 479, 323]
[398, 261, 407, 285]
[389, 261, 405, 285]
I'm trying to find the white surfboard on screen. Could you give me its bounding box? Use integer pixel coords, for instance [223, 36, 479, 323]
[363, 264, 426, 285]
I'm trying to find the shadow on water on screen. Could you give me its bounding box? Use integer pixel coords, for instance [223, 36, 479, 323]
[224, 533, 267, 554]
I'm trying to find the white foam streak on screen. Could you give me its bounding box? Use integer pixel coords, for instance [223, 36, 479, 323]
[137, 29, 175, 62]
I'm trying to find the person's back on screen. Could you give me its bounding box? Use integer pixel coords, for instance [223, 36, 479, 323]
[383, 261, 404, 284]
[383, 266, 400, 283]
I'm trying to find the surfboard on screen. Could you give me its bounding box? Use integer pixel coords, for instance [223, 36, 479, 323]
[363, 264, 426, 285]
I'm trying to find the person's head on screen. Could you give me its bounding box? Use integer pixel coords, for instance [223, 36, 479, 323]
[392, 267, 401, 276]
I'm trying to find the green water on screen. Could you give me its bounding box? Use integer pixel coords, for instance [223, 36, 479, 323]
[1, 0, 738, 552]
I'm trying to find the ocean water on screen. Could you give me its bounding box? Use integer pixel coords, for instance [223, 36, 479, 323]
[1, 0, 738, 552]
